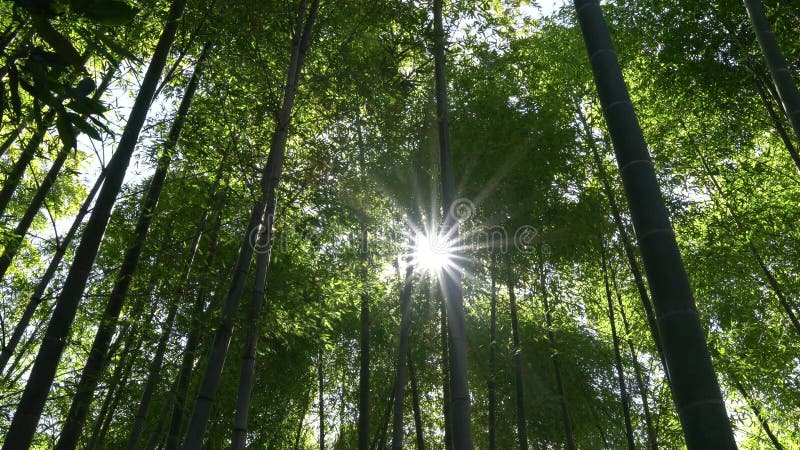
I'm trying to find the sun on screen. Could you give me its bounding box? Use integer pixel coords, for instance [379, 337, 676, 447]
[411, 233, 454, 273]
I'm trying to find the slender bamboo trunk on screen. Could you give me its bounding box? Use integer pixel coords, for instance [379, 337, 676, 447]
[89, 353, 136, 450]
[753, 77, 800, 173]
[390, 264, 415, 449]
[590, 122, 659, 448]
[57, 42, 208, 450]
[319, 348, 325, 450]
[0, 122, 25, 159]
[706, 344, 784, 450]
[162, 158, 226, 450]
[610, 264, 658, 450]
[487, 251, 497, 450]
[0, 63, 117, 274]
[164, 210, 223, 450]
[86, 380, 123, 450]
[408, 352, 425, 450]
[504, 254, 529, 450]
[183, 193, 265, 443]
[2, 1, 187, 445]
[124, 301, 180, 449]
[749, 245, 800, 334]
[231, 200, 276, 450]
[182, 3, 319, 446]
[0, 167, 104, 374]
[761, 66, 789, 120]
[684, 122, 800, 336]
[0, 133, 111, 374]
[144, 403, 170, 450]
[337, 378, 346, 444]
[4, 351, 35, 387]
[1, 315, 45, 385]
[373, 388, 394, 450]
[85, 335, 136, 450]
[578, 106, 668, 379]
[87, 294, 159, 450]
[600, 239, 635, 449]
[573, 1, 735, 446]
[0, 23, 25, 58]
[538, 250, 576, 450]
[356, 109, 371, 450]
[144, 375, 183, 450]
[358, 222, 370, 450]
[293, 389, 312, 450]
[438, 287, 453, 450]
[550, 323, 574, 450]
[726, 17, 800, 172]
[0, 63, 117, 281]
[431, 1, 473, 447]
[581, 388, 610, 449]
[100, 326, 131, 369]
[0, 109, 55, 218]
[0, 24, 16, 53]
[745, 0, 800, 142]
[729, 371, 784, 450]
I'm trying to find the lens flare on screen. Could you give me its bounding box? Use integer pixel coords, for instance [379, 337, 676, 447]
[412, 233, 453, 273]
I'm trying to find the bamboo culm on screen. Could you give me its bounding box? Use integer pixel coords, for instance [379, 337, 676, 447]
[56, 40, 209, 450]
[0, 62, 117, 282]
[431, 0, 473, 447]
[164, 161, 227, 450]
[318, 348, 325, 450]
[231, 198, 276, 450]
[438, 286, 453, 450]
[122, 43, 212, 450]
[610, 263, 658, 450]
[182, 2, 319, 446]
[390, 263, 415, 449]
[504, 254, 529, 450]
[0, 109, 56, 218]
[408, 351, 425, 450]
[487, 252, 498, 450]
[0, 168, 105, 374]
[358, 221, 371, 450]
[600, 238, 636, 450]
[538, 250, 576, 450]
[744, 0, 800, 143]
[577, 106, 669, 381]
[573, 1, 736, 446]
[2, 0, 188, 445]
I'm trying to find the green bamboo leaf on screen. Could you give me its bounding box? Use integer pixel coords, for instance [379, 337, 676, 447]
[88, 115, 112, 135]
[8, 65, 21, 119]
[93, 31, 141, 63]
[31, 17, 84, 70]
[75, 78, 96, 96]
[18, 78, 61, 110]
[67, 96, 107, 115]
[56, 112, 77, 148]
[0, 77, 6, 122]
[13, 0, 69, 16]
[70, 0, 138, 25]
[68, 112, 102, 140]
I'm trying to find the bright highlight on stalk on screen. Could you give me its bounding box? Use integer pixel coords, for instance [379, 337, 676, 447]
[411, 233, 454, 273]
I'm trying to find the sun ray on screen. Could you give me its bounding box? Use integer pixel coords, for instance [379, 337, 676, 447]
[411, 233, 453, 273]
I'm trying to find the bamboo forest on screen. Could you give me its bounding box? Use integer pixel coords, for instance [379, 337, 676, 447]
[2, 0, 800, 448]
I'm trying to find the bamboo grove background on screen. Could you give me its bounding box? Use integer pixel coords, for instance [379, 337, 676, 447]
[1, 0, 799, 448]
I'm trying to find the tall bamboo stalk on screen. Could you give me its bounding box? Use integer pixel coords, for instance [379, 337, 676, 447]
[182, 3, 319, 445]
[745, 0, 800, 142]
[3, 1, 188, 445]
[601, 238, 635, 449]
[431, 0, 473, 447]
[573, 1, 736, 446]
